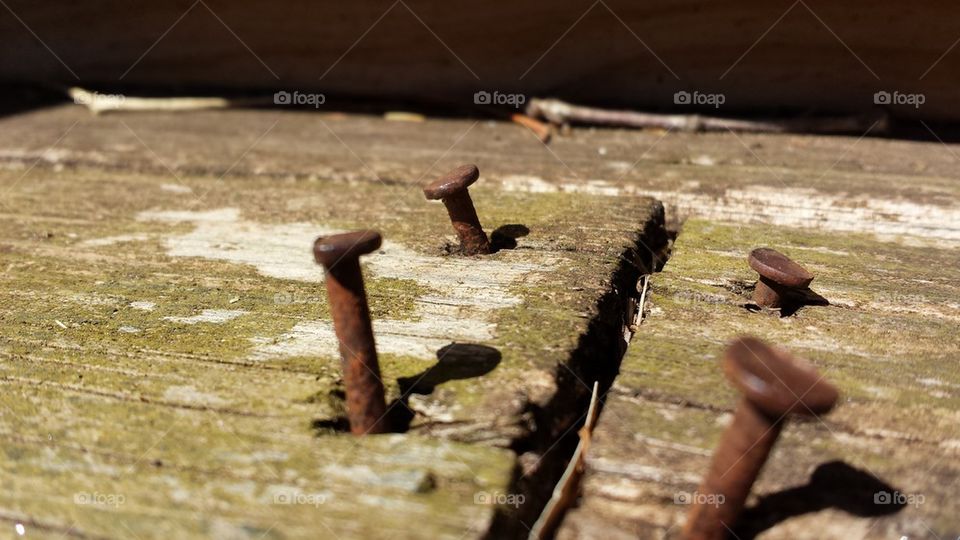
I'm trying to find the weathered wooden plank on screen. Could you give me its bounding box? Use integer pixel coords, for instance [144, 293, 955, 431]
[1, 105, 958, 246]
[1, 105, 959, 538]
[559, 219, 960, 539]
[0, 159, 664, 538]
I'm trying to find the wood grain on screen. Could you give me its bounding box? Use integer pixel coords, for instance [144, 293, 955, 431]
[0, 1, 958, 120]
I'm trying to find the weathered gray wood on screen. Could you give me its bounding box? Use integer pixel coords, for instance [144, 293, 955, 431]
[1, 105, 959, 538]
[559, 220, 960, 539]
[2, 105, 959, 246]
[0, 108, 667, 538]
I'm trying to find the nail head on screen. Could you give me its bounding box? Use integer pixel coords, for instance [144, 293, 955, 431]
[423, 164, 480, 200]
[313, 230, 383, 267]
[723, 336, 838, 417]
[748, 248, 814, 288]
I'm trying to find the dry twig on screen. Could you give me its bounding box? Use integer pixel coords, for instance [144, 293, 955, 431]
[526, 98, 889, 135]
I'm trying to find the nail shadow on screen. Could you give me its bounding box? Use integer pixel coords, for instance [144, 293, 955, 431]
[311, 388, 351, 433]
[731, 460, 905, 539]
[311, 415, 350, 432]
[778, 287, 830, 317]
[390, 343, 502, 432]
[742, 284, 831, 317]
[491, 224, 530, 252]
[398, 343, 502, 396]
[312, 343, 502, 435]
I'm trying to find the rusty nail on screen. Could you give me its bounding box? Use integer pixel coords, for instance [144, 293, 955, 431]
[313, 230, 389, 435]
[747, 248, 814, 309]
[423, 164, 491, 255]
[682, 337, 838, 539]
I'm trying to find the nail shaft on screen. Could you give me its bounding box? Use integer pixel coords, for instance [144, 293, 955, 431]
[323, 259, 389, 435]
[314, 231, 389, 436]
[752, 277, 784, 309]
[441, 191, 490, 255]
[682, 401, 783, 539]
